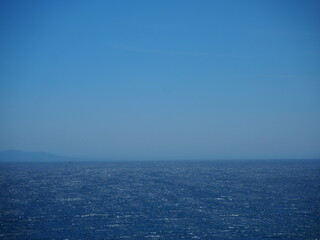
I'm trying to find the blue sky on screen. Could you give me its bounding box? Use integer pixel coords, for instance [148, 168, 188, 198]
[1, 0, 320, 160]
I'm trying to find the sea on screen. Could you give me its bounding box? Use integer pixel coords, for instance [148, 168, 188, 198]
[0, 160, 319, 240]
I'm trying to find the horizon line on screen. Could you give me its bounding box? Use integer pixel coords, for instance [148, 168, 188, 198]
[0, 149, 319, 162]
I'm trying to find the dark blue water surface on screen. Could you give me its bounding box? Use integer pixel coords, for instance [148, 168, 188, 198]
[0, 160, 319, 239]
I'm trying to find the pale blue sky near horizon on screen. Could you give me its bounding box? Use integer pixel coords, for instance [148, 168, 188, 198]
[1, 0, 320, 160]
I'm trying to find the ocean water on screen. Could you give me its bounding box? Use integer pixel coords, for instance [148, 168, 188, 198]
[0, 160, 319, 240]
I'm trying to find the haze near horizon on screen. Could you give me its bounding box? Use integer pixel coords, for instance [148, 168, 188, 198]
[1, 0, 320, 160]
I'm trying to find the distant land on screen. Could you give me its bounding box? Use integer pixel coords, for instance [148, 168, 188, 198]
[0, 150, 319, 163]
[0, 150, 79, 162]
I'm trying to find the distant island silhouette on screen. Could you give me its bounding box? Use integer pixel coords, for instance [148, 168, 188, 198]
[1, 150, 319, 163]
[0, 150, 77, 162]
